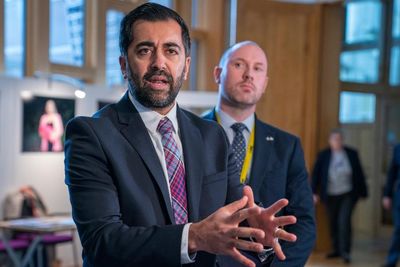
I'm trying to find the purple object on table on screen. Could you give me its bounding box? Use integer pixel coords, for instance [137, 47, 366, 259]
[0, 239, 30, 251]
[15, 233, 73, 245]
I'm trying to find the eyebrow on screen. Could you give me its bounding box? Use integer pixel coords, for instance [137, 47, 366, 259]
[231, 58, 265, 66]
[135, 41, 182, 51]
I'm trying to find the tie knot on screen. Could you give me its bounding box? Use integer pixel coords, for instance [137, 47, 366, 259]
[231, 122, 247, 133]
[157, 117, 174, 135]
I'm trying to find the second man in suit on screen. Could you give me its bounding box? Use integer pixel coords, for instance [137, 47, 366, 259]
[203, 41, 316, 266]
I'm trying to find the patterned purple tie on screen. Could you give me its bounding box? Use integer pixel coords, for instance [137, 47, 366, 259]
[157, 117, 188, 224]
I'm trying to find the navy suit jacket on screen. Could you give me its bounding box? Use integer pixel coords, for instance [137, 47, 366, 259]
[311, 146, 368, 203]
[64, 94, 242, 267]
[384, 144, 400, 200]
[203, 110, 316, 267]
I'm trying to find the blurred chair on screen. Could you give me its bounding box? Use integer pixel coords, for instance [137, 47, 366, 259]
[0, 238, 31, 267]
[2, 186, 79, 267]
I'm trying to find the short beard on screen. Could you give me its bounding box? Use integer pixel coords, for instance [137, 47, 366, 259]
[222, 91, 257, 110]
[128, 67, 184, 109]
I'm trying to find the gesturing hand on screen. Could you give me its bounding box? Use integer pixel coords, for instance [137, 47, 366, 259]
[243, 186, 297, 260]
[188, 195, 267, 267]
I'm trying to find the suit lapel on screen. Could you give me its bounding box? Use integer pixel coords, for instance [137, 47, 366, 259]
[116, 94, 175, 223]
[249, 118, 279, 201]
[177, 107, 204, 222]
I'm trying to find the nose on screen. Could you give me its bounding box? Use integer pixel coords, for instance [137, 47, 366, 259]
[243, 67, 253, 81]
[150, 49, 167, 70]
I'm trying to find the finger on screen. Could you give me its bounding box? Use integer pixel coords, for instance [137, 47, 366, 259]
[262, 199, 289, 216]
[231, 238, 264, 254]
[228, 227, 265, 241]
[272, 238, 286, 260]
[243, 185, 256, 208]
[229, 206, 261, 224]
[273, 215, 297, 227]
[228, 247, 256, 267]
[275, 229, 297, 242]
[224, 196, 249, 214]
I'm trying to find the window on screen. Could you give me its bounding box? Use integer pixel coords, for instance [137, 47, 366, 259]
[391, 0, 400, 86]
[345, 1, 382, 45]
[105, 10, 124, 86]
[390, 46, 400, 86]
[189, 40, 198, 91]
[340, 49, 380, 83]
[393, 0, 400, 38]
[339, 92, 376, 124]
[340, 0, 383, 85]
[49, 0, 85, 66]
[4, 0, 25, 77]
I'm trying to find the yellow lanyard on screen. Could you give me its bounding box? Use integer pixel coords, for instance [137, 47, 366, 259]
[215, 112, 255, 183]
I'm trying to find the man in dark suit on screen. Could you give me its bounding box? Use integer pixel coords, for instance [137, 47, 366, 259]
[64, 4, 298, 267]
[382, 143, 400, 267]
[312, 129, 368, 263]
[203, 41, 316, 267]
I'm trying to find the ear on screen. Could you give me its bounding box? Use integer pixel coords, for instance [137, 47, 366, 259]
[119, 56, 128, 79]
[213, 66, 222, 84]
[183, 57, 191, 80]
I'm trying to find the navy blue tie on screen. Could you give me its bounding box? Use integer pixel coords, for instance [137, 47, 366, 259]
[231, 123, 247, 177]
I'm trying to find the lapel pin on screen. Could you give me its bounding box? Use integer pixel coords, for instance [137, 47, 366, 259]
[266, 136, 274, 141]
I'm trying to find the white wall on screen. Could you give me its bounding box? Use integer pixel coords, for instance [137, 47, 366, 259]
[0, 75, 217, 266]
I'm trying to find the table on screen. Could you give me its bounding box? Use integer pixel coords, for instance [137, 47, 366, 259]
[0, 216, 77, 267]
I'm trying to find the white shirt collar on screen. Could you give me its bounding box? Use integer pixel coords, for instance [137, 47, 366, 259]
[215, 106, 254, 132]
[128, 91, 179, 134]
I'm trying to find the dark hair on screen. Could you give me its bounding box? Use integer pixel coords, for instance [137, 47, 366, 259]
[119, 3, 191, 56]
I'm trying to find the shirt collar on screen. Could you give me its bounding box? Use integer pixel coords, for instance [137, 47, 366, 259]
[215, 106, 254, 132]
[129, 91, 179, 134]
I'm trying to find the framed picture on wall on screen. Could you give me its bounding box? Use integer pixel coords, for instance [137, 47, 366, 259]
[22, 96, 75, 152]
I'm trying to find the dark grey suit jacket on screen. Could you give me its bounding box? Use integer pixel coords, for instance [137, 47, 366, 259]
[203, 110, 316, 267]
[64, 94, 242, 267]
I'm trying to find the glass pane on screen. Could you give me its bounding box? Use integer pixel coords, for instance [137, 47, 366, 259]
[106, 10, 124, 86]
[345, 1, 382, 44]
[4, 0, 25, 77]
[148, 0, 172, 8]
[189, 40, 198, 91]
[340, 49, 380, 83]
[49, 0, 85, 66]
[394, 0, 400, 38]
[191, 0, 198, 27]
[339, 92, 376, 124]
[390, 46, 400, 86]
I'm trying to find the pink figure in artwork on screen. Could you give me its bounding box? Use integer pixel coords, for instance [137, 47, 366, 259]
[38, 100, 64, 152]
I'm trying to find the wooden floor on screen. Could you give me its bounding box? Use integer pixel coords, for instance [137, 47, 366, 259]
[306, 235, 389, 267]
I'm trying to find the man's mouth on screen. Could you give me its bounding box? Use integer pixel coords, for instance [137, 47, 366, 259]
[239, 82, 255, 91]
[145, 75, 169, 89]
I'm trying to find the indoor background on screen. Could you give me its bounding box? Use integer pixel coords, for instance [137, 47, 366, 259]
[0, 0, 399, 266]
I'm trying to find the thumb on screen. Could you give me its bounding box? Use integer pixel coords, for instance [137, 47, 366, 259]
[243, 185, 256, 208]
[224, 195, 248, 213]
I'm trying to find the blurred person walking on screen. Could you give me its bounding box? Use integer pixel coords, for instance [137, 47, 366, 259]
[312, 129, 368, 264]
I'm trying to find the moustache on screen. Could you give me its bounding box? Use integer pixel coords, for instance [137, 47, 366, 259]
[143, 69, 173, 84]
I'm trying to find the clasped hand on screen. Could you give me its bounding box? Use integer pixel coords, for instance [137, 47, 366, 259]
[188, 186, 297, 267]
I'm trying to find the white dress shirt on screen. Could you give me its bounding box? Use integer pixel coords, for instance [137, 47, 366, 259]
[129, 93, 194, 264]
[215, 107, 254, 145]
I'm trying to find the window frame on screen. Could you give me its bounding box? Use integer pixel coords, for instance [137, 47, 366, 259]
[341, 0, 400, 94]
